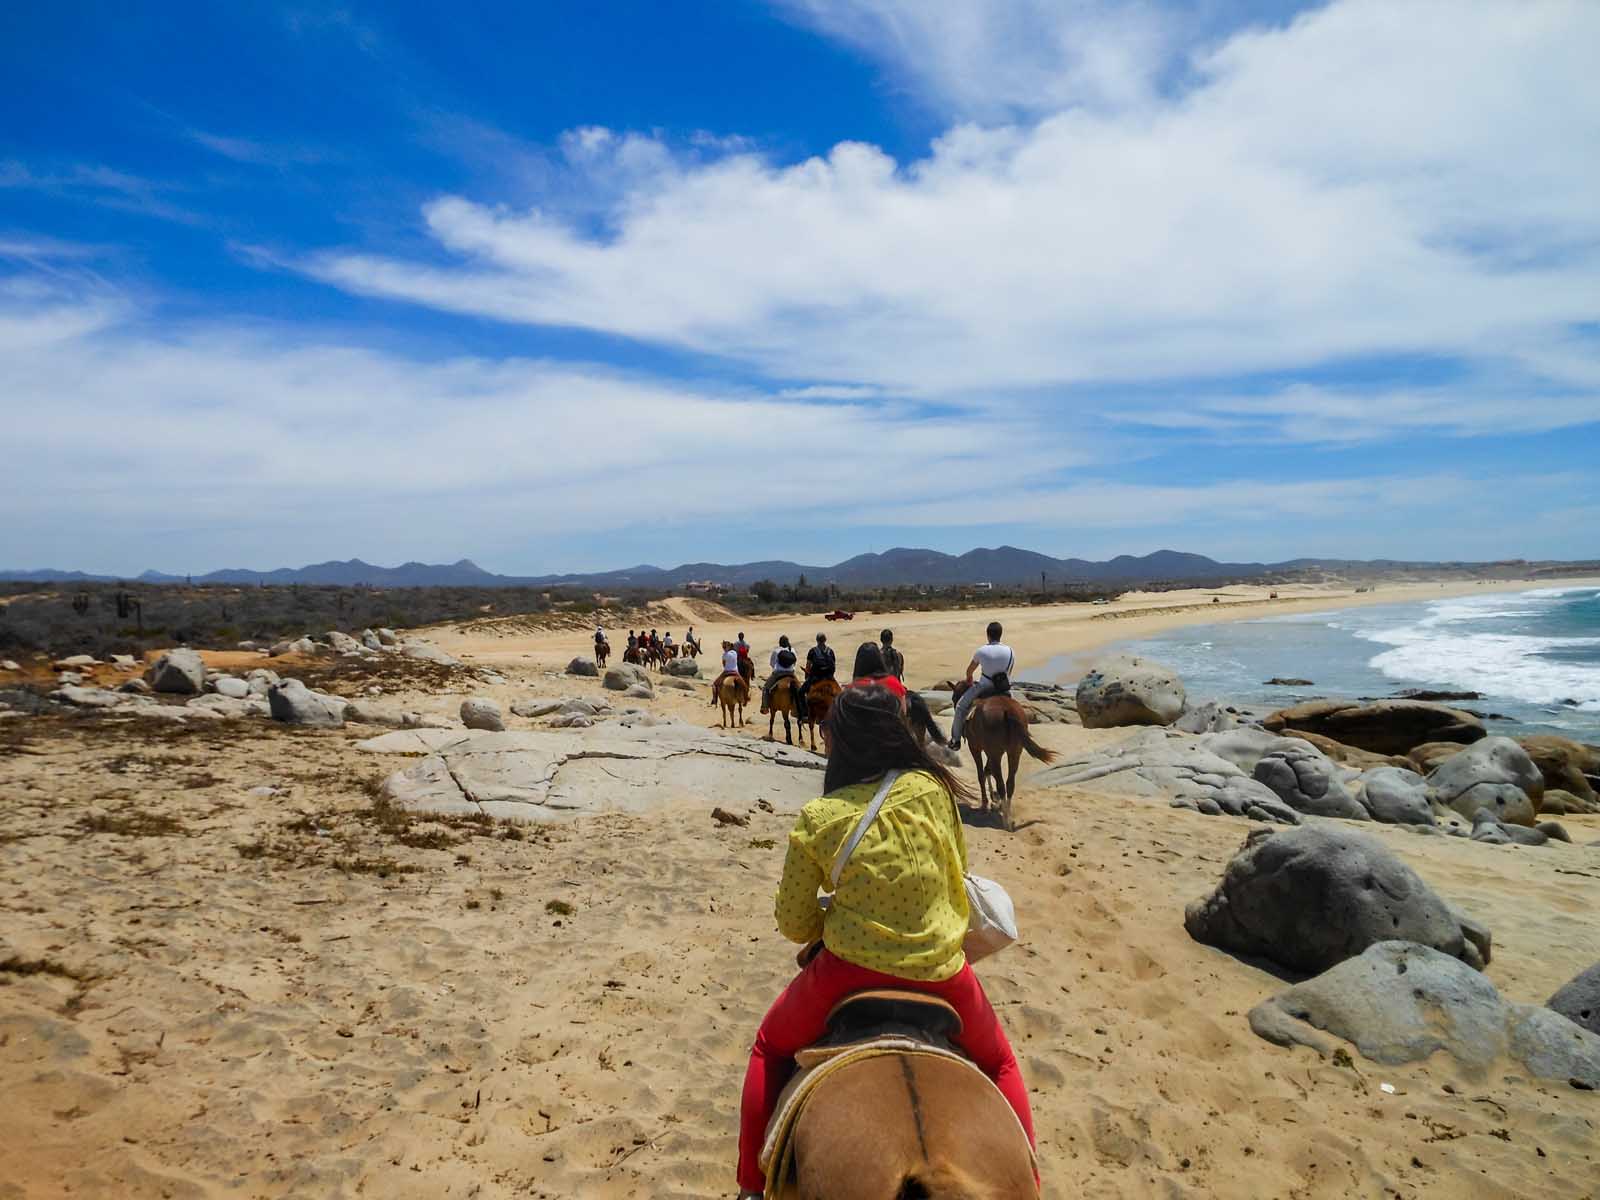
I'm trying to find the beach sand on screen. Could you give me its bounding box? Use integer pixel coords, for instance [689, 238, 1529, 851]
[3, 577, 1599, 1198]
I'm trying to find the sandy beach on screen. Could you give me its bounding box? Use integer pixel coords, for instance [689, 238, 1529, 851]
[4, 577, 1599, 1198]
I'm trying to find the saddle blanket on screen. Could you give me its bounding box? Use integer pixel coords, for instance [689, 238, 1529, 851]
[758, 1037, 1032, 1194]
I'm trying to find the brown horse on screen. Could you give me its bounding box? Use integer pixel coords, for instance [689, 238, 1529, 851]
[952, 684, 1056, 831]
[718, 673, 750, 728]
[799, 678, 842, 753]
[785, 1053, 1036, 1199]
[594, 639, 610, 669]
[641, 642, 663, 671]
[766, 675, 802, 745]
[683, 638, 700, 659]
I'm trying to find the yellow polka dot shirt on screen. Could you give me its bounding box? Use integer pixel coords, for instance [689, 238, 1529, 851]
[774, 769, 971, 982]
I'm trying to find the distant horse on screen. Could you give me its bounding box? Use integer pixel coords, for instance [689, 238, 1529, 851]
[623, 644, 641, 666]
[642, 642, 663, 671]
[663, 643, 680, 659]
[782, 1052, 1037, 1199]
[951, 682, 1056, 831]
[739, 655, 756, 688]
[683, 638, 701, 659]
[718, 674, 750, 728]
[766, 676, 802, 745]
[594, 639, 610, 669]
[799, 678, 842, 753]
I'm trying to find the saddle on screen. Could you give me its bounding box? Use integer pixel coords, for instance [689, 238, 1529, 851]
[797, 989, 962, 1067]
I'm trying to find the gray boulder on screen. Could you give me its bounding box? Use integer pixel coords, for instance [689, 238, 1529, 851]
[360, 628, 384, 651]
[1184, 824, 1490, 975]
[400, 641, 461, 667]
[604, 663, 651, 692]
[344, 701, 441, 729]
[1075, 655, 1185, 728]
[664, 656, 700, 678]
[1197, 729, 1304, 774]
[188, 694, 269, 719]
[1249, 941, 1600, 1087]
[1428, 736, 1542, 826]
[50, 685, 129, 709]
[1469, 809, 1549, 846]
[269, 636, 320, 657]
[267, 679, 346, 728]
[376, 627, 399, 647]
[1253, 742, 1367, 819]
[211, 676, 250, 699]
[117, 677, 153, 695]
[661, 678, 697, 691]
[1548, 963, 1600, 1035]
[1263, 699, 1485, 756]
[1354, 766, 1434, 825]
[144, 648, 205, 695]
[326, 630, 364, 655]
[1173, 701, 1239, 734]
[566, 656, 599, 677]
[460, 697, 506, 731]
[624, 682, 654, 700]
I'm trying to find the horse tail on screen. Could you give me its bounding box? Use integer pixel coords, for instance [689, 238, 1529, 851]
[1005, 705, 1057, 763]
[896, 1164, 990, 1200]
[906, 691, 944, 744]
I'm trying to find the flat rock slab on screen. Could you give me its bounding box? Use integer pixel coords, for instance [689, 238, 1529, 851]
[362, 725, 825, 822]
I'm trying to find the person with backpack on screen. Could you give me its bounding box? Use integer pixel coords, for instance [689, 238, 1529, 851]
[947, 621, 1015, 750]
[878, 628, 904, 680]
[760, 635, 800, 714]
[796, 631, 836, 714]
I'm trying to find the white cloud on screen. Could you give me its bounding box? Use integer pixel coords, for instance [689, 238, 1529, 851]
[297, 0, 1600, 414]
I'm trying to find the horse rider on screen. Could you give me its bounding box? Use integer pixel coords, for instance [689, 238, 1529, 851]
[649, 628, 661, 654]
[796, 631, 836, 713]
[735, 631, 752, 675]
[878, 628, 904, 680]
[734, 684, 1036, 1197]
[662, 630, 675, 654]
[685, 625, 699, 653]
[594, 624, 608, 654]
[625, 630, 639, 661]
[709, 640, 743, 706]
[947, 620, 1015, 750]
[759, 635, 799, 715]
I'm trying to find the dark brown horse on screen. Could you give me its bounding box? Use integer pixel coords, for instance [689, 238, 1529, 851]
[594, 639, 610, 669]
[785, 1052, 1036, 1199]
[951, 683, 1056, 831]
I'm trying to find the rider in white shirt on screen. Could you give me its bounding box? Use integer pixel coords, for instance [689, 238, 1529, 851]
[948, 621, 1015, 749]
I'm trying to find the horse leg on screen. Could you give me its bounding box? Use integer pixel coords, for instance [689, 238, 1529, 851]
[969, 742, 988, 811]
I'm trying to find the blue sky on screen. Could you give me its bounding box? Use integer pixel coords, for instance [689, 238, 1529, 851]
[3, 0, 1597, 576]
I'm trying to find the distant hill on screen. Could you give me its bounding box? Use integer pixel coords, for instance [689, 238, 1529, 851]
[4, 547, 1588, 590]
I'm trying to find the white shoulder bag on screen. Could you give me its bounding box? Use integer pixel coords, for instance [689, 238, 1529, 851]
[826, 770, 1018, 962]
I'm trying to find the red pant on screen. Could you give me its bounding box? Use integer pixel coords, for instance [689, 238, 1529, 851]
[737, 949, 1036, 1192]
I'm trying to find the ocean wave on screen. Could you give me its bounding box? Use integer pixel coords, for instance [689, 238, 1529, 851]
[1369, 633, 1600, 710]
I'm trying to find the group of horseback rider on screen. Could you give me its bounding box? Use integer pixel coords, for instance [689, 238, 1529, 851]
[707, 628, 907, 717]
[600, 624, 702, 664]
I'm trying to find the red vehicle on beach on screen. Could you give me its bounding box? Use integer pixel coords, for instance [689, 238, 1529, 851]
[824, 609, 854, 621]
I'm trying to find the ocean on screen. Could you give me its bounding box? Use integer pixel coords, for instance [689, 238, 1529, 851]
[1022, 586, 1600, 740]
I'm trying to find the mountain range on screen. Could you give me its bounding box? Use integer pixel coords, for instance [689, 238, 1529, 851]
[0, 546, 1560, 589]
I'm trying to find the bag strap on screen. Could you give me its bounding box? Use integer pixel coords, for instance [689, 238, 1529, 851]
[829, 770, 901, 891]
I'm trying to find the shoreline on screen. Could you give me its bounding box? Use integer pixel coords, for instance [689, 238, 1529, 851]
[432, 575, 1600, 691]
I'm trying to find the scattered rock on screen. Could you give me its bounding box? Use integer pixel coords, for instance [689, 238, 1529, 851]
[664, 657, 700, 678]
[144, 648, 205, 695]
[1195, 729, 1301, 773]
[548, 713, 594, 729]
[1354, 766, 1435, 826]
[623, 682, 654, 700]
[1548, 963, 1600, 1036]
[1, 660, 20, 671]
[211, 676, 250, 699]
[1428, 736, 1542, 826]
[376, 627, 399, 647]
[117, 678, 152, 695]
[711, 807, 749, 827]
[661, 678, 697, 691]
[1263, 699, 1484, 756]
[270, 636, 321, 657]
[1253, 743, 1367, 819]
[1469, 810, 1547, 846]
[1279, 729, 1413, 771]
[604, 664, 651, 692]
[344, 701, 440, 729]
[325, 630, 364, 655]
[1184, 824, 1490, 975]
[1250, 941, 1600, 1086]
[267, 679, 345, 728]
[1536, 820, 1572, 843]
[53, 654, 98, 669]
[359, 628, 384, 651]
[460, 697, 506, 732]
[1075, 655, 1186, 728]
[188, 694, 269, 719]
[56, 671, 84, 686]
[1263, 677, 1315, 687]
[1539, 788, 1600, 815]
[566, 656, 599, 677]
[49, 685, 129, 709]
[400, 641, 461, 667]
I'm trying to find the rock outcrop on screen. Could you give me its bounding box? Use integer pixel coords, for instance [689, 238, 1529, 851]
[1075, 656, 1185, 728]
[664, 657, 700, 678]
[1513, 735, 1599, 805]
[266, 679, 346, 728]
[1354, 766, 1434, 826]
[1184, 825, 1490, 975]
[604, 664, 651, 692]
[1252, 743, 1367, 820]
[1548, 963, 1600, 1036]
[566, 656, 599, 677]
[1249, 942, 1600, 1087]
[1263, 699, 1484, 756]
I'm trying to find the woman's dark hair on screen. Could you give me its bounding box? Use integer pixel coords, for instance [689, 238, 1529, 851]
[852, 641, 887, 678]
[823, 684, 975, 803]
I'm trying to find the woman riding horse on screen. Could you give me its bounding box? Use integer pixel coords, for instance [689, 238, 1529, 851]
[735, 685, 1036, 1198]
